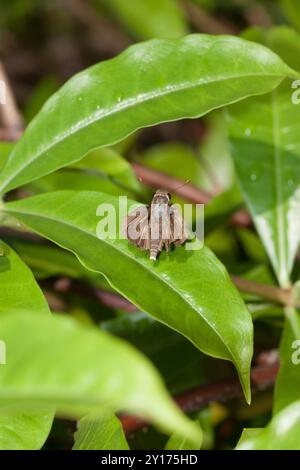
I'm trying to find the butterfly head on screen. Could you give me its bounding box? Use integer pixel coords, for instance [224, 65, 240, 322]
[154, 189, 171, 202]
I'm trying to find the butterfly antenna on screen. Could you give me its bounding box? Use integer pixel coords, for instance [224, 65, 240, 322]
[173, 179, 191, 191]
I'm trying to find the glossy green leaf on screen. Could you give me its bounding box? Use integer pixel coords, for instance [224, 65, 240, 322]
[0, 241, 54, 450]
[164, 421, 202, 450]
[73, 412, 129, 450]
[0, 241, 49, 316]
[3, 190, 253, 401]
[236, 401, 300, 450]
[227, 27, 300, 287]
[0, 34, 295, 195]
[0, 312, 200, 443]
[274, 312, 300, 414]
[99, 0, 188, 39]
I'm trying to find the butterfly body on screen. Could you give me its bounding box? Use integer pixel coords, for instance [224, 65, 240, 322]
[125, 189, 188, 260]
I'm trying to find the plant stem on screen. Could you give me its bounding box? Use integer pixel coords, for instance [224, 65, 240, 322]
[132, 161, 212, 204]
[231, 275, 295, 307]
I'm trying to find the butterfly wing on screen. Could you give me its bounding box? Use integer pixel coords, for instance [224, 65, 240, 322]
[169, 205, 188, 247]
[125, 206, 150, 251]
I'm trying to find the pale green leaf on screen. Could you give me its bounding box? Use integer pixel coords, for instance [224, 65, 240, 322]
[274, 312, 300, 414]
[227, 27, 300, 287]
[165, 420, 202, 450]
[236, 401, 300, 450]
[0, 312, 200, 443]
[73, 412, 129, 450]
[0, 241, 54, 450]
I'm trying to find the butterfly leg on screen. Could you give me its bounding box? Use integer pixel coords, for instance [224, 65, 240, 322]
[164, 239, 171, 252]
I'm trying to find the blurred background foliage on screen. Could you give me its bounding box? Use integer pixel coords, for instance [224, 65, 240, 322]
[0, 0, 299, 450]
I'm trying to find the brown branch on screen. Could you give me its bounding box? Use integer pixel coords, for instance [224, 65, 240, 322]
[231, 275, 295, 307]
[0, 58, 24, 139]
[120, 352, 279, 434]
[132, 162, 212, 204]
[132, 161, 251, 228]
[53, 272, 295, 316]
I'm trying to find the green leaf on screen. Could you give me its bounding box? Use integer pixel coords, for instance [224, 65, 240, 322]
[0, 312, 200, 443]
[243, 26, 300, 72]
[0, 142, 14, 171]
[3, 190, 253, 402]
[236, 401, 300, 450]
[0, 410, 54, 451]
[0, 241, 50, 316]
[0, 34, 295, 195]
[280, 0, 300, 32]
[274, 312, 300, 414]
[0, 241, 54, 450]
[236, 428, 262, 448]
[164, 420, 202, 450]
[227, 27, 300, 287]
[99, 0, 188, 39]
[73, 412, 129, 450]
